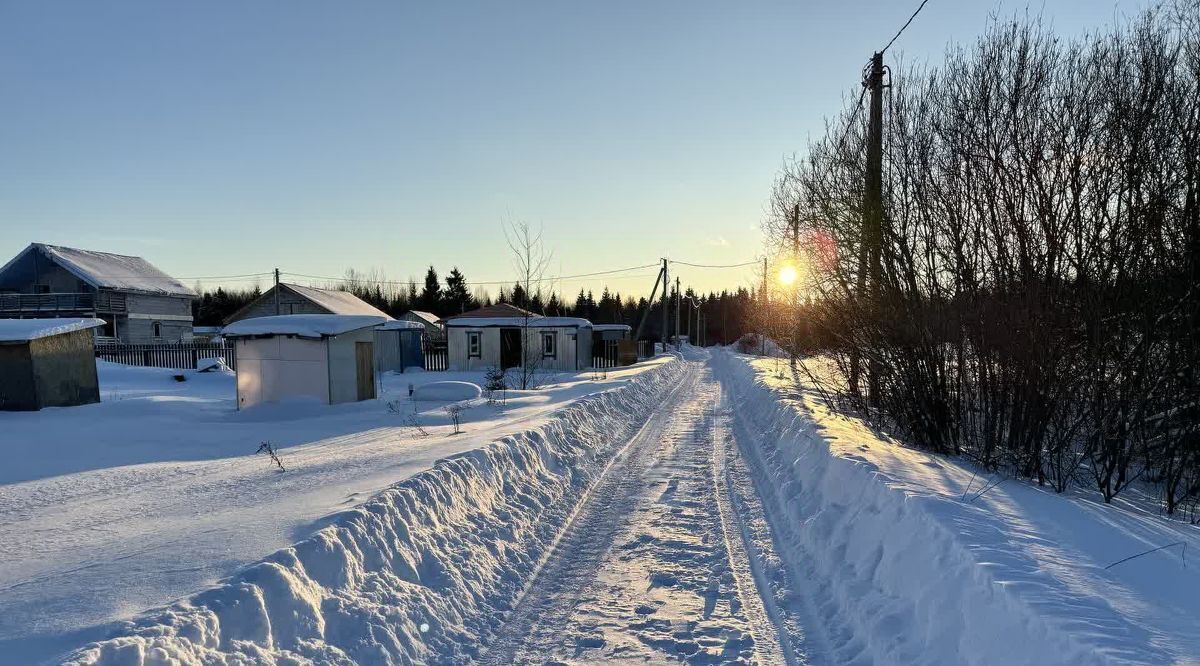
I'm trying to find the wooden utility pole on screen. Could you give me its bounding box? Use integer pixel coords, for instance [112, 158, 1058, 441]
[864, 51, 885, 407]
[761, 257, 768, 356]
[274, 267, 281, 315]
[634, 262, 665, 343]
[660, 258, 669, 353]
[791, 203, 800, 362]
[673, 276, 681, 349]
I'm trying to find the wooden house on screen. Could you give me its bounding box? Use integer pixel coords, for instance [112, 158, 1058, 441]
[222, 315, 386, 410]
[223, 283, 389, 325]
[0, 243, 194, 343]
[0, 318, 104, 411]
[444, 303, 593, 372]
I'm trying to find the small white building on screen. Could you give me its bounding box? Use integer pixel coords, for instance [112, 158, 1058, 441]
[222, 314, 386, 410]
[444, 304, 593, 372]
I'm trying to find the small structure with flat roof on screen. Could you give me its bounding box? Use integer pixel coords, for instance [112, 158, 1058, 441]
[0, 318, 104, 411]
[222, 314, 386, 409]
[443, 303, 594, 372]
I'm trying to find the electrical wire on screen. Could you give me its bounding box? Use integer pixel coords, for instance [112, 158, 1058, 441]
[881, 0, 931, 53]
[281, 262, 660, 287]
[668, 259, 758, 269]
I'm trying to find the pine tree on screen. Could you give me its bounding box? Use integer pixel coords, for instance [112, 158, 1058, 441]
[444, 267, 472, 314]
[420, 266, 442, 314]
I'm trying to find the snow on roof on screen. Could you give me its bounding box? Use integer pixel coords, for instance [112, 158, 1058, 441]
[403, 310, 442, 325]
[283, 284, 391, 318]
[32, 244, 194, 296]
[222, 315, 387, 339]
[592, 324, 632, 332]
[377, 319, 424, 331]
[444, 316, 593, 328]
[0, 317, 105, 342]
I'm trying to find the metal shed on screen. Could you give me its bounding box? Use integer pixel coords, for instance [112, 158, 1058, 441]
[0, 318, 104, 411]
[374, 319, 425, 373]
[222, 314, 386, 410]
[444, 304, 594, 372]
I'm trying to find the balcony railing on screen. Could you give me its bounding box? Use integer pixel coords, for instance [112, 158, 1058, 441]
[0, 291, 127, 314]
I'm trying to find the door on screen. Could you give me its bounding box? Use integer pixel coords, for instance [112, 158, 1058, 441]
[355, 341, 376, 400]
[500, 328, 522, 369]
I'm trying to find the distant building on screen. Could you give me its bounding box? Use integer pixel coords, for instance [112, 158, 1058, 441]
[0, 318, 104, 411]
[223, 283, 390, 325]
[374, 319, 425, 373]
[397, 310, 444, 340]
[0, 243, 195, 343]
[443, 303, 594, 372]
[222, 314, 386, 409]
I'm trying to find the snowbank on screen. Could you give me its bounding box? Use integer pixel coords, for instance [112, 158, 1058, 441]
[712, 351, 1199, 665]
[411, 381, 482, 402]
[63, 358, 684, 665]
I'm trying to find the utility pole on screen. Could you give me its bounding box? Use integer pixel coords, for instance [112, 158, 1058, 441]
[791, 203, 800, 363]
[864, 51, 885, 407]
[673, 276, 681, 349]
[660, 258, 669, 353]
[274, 267, 281, 316]
[761, 257, 768, 356]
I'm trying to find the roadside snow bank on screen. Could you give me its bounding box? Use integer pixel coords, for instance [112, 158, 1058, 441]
[713, 350, 1197, 666]
[64, 359, 684, 665]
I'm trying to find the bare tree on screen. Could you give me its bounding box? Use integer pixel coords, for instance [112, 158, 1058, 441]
[504, 220, 554, 390]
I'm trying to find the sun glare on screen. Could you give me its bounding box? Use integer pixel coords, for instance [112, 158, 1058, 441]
[778, 264, 798, 286]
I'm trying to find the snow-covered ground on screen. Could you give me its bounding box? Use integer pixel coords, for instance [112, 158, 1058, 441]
[714, 350, 1200, 665]
[8, 348, 1198, 665]
[0, 358, 674, 664]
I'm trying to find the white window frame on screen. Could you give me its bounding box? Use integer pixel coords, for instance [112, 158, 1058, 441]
[467, 331, 482, 358]
[541, 331, 556, 358]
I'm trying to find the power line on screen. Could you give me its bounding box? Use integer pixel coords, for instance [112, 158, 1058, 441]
[669, 259, 758, 269]
[881, 0, 931, 53]
[281, 262, 660, 287]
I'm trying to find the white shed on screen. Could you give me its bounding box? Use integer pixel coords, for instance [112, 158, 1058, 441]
[444, 304, 593, 372]
[222, 314, 386, 410]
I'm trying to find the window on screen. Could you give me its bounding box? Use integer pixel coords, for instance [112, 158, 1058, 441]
[34, 284, 51, 294]
[152, 321, 162, 338]
[542, 331, 556, 358]
[467, 331, 482, 358]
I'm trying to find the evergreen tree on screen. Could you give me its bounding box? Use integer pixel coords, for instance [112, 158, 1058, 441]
[420, 266, 442, 314]
[443, 267, 473, 314]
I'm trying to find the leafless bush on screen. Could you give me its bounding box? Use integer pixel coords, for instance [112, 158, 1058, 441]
[255, 441, 286, 472]
[768, 2, 1200, 512]
[444, 402, 466, 434]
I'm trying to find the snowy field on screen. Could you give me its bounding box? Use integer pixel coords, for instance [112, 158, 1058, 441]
[0, 358, 673, 664]
[5, 349, 1198, 665]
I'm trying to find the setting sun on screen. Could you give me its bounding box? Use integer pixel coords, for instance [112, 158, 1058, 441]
[778, 264, 798, 286]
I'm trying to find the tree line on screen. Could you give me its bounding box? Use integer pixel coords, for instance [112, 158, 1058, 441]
[192, 266, 764, 346]
[768, 2, 1200, 519]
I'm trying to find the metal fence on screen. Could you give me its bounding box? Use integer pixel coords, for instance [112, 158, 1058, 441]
[95, 342, 236, 371]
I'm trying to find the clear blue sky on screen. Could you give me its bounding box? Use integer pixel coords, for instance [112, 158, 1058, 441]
[0, 0, 1147, 297]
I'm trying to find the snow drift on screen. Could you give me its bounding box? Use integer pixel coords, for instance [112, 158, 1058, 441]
[63, 359, 684, 665]
[713, 350, 1196, 665]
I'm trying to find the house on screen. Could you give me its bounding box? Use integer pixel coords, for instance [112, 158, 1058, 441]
[0, 318, 104, 411]
[397, 310, 444, 340]
[444, 303, 593, 372]
[222, 314, 386, 410]
[0, 243, 194, 343]
[223, 283, 390, 325]
[374, 319, 425, 373]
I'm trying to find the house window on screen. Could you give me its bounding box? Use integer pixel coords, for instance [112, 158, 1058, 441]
[34, 284, 51, 294]
[152, 321, 163, 338]
[542, 331, 556, 358]
[467, 331, 482, 358]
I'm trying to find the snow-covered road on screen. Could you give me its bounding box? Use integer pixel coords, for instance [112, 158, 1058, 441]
[480, 361, 805, 665]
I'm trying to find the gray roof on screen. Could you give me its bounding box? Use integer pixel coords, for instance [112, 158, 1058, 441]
[0, 243, 194, 297]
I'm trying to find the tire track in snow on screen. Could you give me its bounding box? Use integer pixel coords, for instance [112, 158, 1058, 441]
[477, 364, 703, 665]
[710, 383, 803, 665]
[480, 361, 803, 665]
